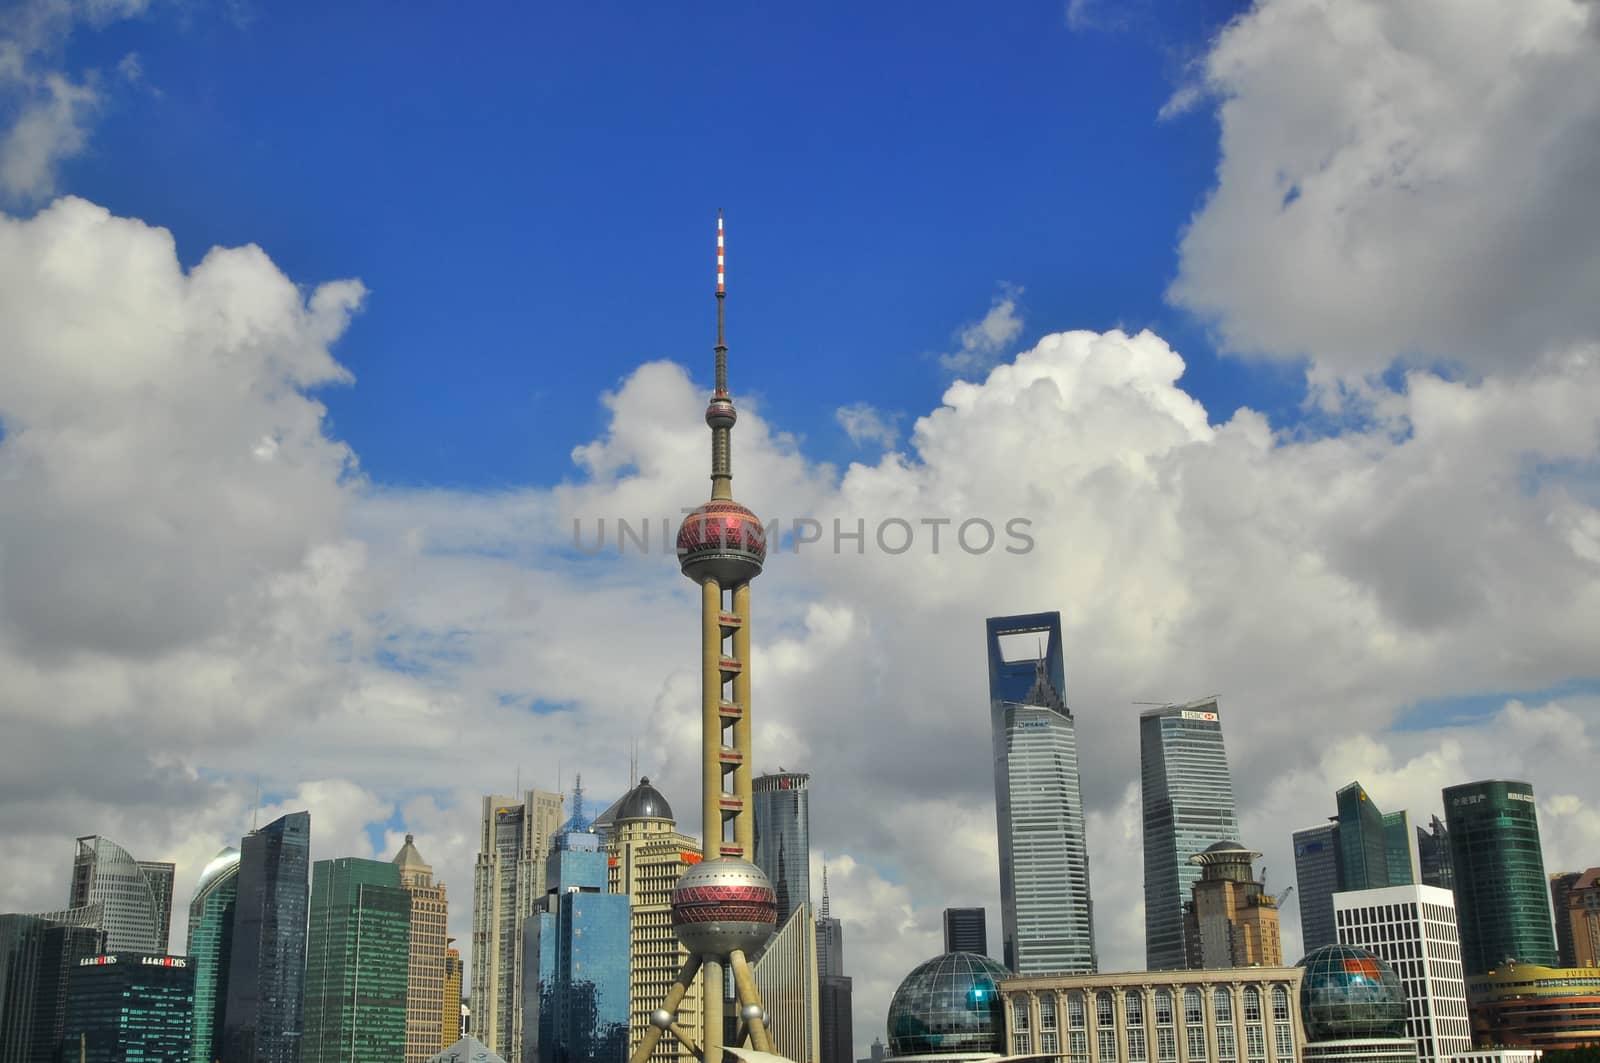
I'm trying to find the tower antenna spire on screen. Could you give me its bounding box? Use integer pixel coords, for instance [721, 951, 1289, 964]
[707, 209, 737, 500]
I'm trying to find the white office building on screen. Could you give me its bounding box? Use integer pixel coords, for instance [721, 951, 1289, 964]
[1333, 885, 1470, 1063]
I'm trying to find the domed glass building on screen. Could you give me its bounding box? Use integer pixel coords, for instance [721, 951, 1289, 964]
[1297, 945, 1416, 1063]
[887, 952, 1011, 1058]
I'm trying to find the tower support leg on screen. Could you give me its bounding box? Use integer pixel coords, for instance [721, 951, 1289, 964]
[728, 949, 773, 1053]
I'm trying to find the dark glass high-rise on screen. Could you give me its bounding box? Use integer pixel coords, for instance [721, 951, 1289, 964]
[223, 810, 311, 1063]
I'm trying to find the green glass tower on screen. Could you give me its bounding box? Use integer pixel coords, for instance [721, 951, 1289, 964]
[1443, 780, 1557, 976]
[186, 847, 240, 1063]
[302, 857, 412, 1063]
[1336, 782, 1392, 891]
[1381, 810, 1417, 886]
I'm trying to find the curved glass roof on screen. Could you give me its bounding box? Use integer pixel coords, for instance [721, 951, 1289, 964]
[1298, 943, 1407, 1042]
[887, 951, 1011, 1057]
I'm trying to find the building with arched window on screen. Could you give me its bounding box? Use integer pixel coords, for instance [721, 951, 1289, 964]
[998, 968, 1305, 1063]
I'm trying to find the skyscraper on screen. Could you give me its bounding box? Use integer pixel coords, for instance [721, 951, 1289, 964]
[818, 975, 853, 1063]
[604, 778, 703, 1063]
[223, 810, 311, 1063]
[1294, 782, 1416, 956]
[303, 857, 412, 1063]
[67, 836, 167, 954]
[1443, 780, 1557, 976]
[444, 942, 463, 1045]
[753, 771, 811, 929]
[64, 952, 196, 1063]
[1334, 884, 1472, 1063]
[1336, 783, 1394, 892]
[1382, 812, 1418, 887]
[987, 610, 1096, 975]
[1140, 698, 1238, 970]
[816, 876, 852, 1063]
[1182, 841, 1282, 969]
[1293, 823, 1341, 954]
[816, 870, 844, 979]
[1416, 817, 1453, 891]
[530, 831, 629, 1063]
[942, 908, 986, 956]
[186, 846, 240, 1063]
[751, 904, 821, 1063]
[0, 907, 105, 1063]
[1550, 869, 1600, 969]
[472, 789, 564, 1062]
[394, 835, 450, 1063]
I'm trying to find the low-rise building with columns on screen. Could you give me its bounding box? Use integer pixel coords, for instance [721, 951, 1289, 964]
[998, 968, 1307, 1063]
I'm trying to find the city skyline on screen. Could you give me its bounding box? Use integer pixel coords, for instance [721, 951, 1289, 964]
[3, 2, 1600, 1058]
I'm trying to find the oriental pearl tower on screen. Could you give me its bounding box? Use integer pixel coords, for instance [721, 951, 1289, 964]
[629, 213, 783, 1063]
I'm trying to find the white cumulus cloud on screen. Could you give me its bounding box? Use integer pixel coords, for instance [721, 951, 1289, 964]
[1169, 0, 1600, 377]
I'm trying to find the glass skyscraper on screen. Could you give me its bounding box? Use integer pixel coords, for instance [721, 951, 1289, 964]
[1335, 783, 1391, 892]
[987, 611, 1095, 975]
[753, 771, 811, 929]
[942, 908, 987, 956]
[1443, 780, 1557, 976]
[1382, 811, 1418, 886]
[0, 909, 105, 1063]
[224, 810, 311, 1063]
[530, 832, 629, 1063]
[1416, 817, 1453, 891]
[1139, 698, 1237, 970]
[303, 858, 412, 1063]
[63, 953, 195, 1063]
[68, 836, 168, 954]
[186, 847, 240, 1063]
[1294, 782, 1416, 956]
[1294, 823, 1341, 954]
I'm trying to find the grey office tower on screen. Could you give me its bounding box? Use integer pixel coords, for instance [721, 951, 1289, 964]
[1139, 699, 1238, 970]
[987, 611, 1096, 974]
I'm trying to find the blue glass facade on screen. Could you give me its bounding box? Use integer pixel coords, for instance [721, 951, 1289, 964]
[224, 811, 310, 1063]
[753, 772, 811, 929]
[987, 611, 1096, 975]
[530, 834, 629, 1063]
[63, 953, 195, 1063]
[1140, 700, 1237, 970]
[1294, 824, 1341, 954]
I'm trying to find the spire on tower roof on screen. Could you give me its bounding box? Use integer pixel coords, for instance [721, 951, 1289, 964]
[820, 865, 831, 919]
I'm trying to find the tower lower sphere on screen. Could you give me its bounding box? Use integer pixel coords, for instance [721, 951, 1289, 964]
[672, 858, 778, 958]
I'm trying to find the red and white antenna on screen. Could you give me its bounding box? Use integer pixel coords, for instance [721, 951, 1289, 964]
[717, 209, 725, 295]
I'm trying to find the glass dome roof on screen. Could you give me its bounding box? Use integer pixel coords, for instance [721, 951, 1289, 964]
[1298, 944, 1407, 1042]
[887, 951, 1010, 1057]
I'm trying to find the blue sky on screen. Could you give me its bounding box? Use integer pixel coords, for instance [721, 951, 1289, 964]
[54, 0, 1317, 488]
